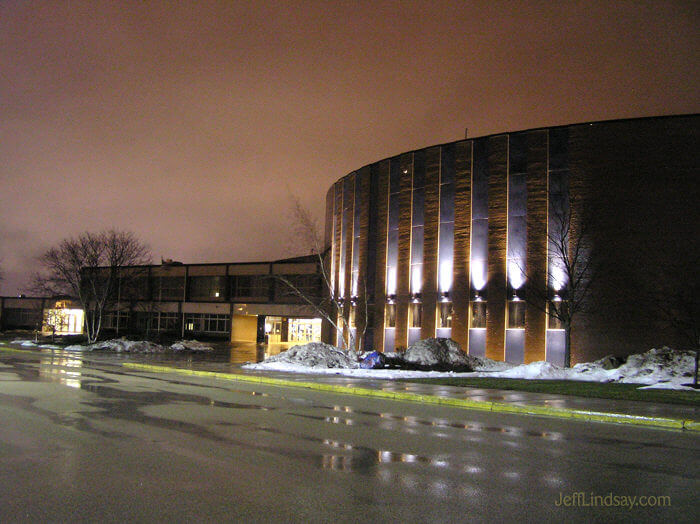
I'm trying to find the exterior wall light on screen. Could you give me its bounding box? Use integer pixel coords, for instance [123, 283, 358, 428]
[552, 293, 562, 302]
[387, 294, 396, 303]
[411, 292, 421, 302]
[350, 296, 358, 305]
[440, 291, 450, 302]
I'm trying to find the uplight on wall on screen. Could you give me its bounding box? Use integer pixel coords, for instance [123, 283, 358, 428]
[508, 260, 525, 291]
[411, 265, 421, 295]
[550, 263, 566, 292]
[439, 261, 452, 295]
[471, 259, 487, 292]
[387, 267, 397, 297]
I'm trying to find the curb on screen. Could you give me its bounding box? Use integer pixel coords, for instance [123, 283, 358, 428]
[0, 345, 38, 354]
[122, 363, 700, 432]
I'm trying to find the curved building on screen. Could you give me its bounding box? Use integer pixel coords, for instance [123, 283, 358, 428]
[324, 114, 699, 364]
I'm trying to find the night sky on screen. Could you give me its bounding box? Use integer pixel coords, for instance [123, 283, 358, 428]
[1, 1, 698, 295]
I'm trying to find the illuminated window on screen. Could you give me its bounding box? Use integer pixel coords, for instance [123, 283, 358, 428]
[349, 305, 356, 328]
[548, 302, 564, 329]
[188, 276, 226, 300]
[184, 313, 229, 333]
[438, 302, 453, 328]
[470, 301, 486, 329]
[385, 303, 396, 328]
[507, 301, 525, 329]
[409, 302, 422, 328]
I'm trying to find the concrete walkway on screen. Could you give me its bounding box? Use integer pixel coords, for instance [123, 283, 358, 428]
[123, 363, 700, 432]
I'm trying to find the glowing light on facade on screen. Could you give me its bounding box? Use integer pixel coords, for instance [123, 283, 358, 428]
[439, 261, 453, 294]
[550, 262, 566, 292]
[387, 267, 397, 296]
[471, 259, 487, 291]
[411, 265, 422, 295]
[508, 259, 525, 290]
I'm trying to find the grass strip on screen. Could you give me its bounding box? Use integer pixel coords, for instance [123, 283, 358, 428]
[122, 363, 699, 432]
[402, 377, 699, 407]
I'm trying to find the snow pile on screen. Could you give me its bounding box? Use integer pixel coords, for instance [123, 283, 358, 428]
[12, 340, 37, 347]
[492, 361, 571, 380]
[65, 339, 166, 353]
[254, 342, 359, 369]
[170, 340, 214, 352]
[572, 347, 696, 387]
[247, 341, 696, 390]
[400, 338, 481, 371]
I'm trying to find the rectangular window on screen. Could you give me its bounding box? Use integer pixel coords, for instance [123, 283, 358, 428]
[507, 301, 525, 329]
[184, 313, 229, 333]
[409, 302, 422, 328]
[349, 305, 356, 328]
[384, 303, 396, 328]
[158, 277, 184, 300]
[438, 301, 453, 328]
[274, 274, 320, 302]
[470, 301, 487, 329]
[103, 311, 129, 329]
[4, 308, 41, 327]
[230, 275, 269, 299]
[188, 276, 226, 300]
[548, 302, 564, 329]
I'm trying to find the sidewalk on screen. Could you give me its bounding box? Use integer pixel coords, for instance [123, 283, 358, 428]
[123, 362, 700, 432]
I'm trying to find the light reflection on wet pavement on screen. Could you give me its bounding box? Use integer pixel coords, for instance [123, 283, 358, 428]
[0, 346, 698, 521]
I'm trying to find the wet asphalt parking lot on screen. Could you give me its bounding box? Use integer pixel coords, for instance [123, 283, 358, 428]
[0, 347, 698, 522]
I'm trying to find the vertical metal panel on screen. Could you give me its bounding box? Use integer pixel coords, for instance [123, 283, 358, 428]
[364, 165, 379, 350]
[333, 182, 342, 297]
[525, 130, 548, 362]
[372, 160, 390, 352]
[452, 140, 471, 350]
[469, 328, 486, 357]
[395, 153, 413, 349]
[343, 174, 355, 304]
[356, 167, 371, 351]
[486, 135, 508, 361]
[505, 329, 525, 363]
[421, 146, 441, 340]
[546, 330, 566, 366]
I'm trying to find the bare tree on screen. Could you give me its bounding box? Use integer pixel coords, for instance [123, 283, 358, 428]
[276, 197, 366, 358]
[33, 230, 151, 343]
[523, 197, 597, 367]
[637, 240, 699, 386]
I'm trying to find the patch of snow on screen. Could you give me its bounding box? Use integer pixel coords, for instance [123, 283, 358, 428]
[402, 338, 480, 371]
[11, 340, 37, 347]
[64, 339, 166, 353]
[63, 344, 92, 352]
[486, 361, 570, 380]
[170, 340, 214, 352]
[247, 342, 697, 391]
[248, 342, 359, 369]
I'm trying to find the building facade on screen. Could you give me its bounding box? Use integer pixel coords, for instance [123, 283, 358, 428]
[1, 255, 324, 346]
[324, 115, 699, 364]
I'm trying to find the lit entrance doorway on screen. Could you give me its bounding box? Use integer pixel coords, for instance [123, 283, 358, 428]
[43, 300, 84, 335]
[265, 317, 321, 345]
